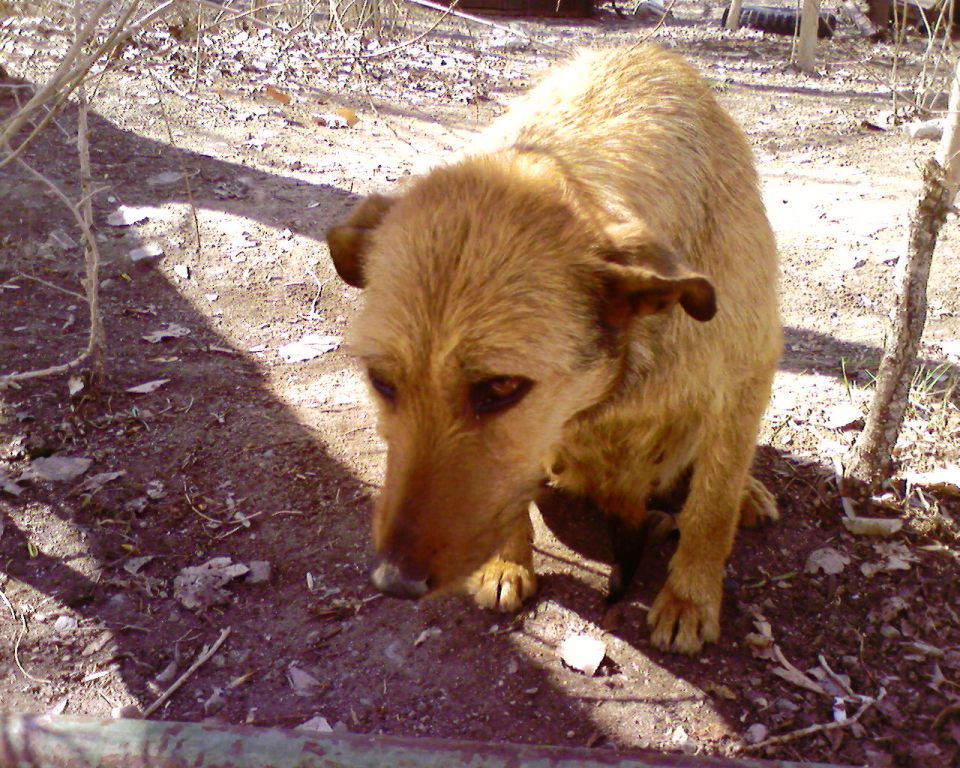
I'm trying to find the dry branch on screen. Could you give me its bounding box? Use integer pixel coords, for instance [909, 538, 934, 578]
[845, 159, 954, 489]
[0, 0, 180, 385]
[142, 628, 231, 718]
[740, 689, 885, 753]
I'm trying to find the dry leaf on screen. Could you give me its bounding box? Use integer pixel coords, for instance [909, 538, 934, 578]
[287, 666, 321, 695]
[129, 243, 164, 263]
[174, 557, 250, 610]
[77, 470, 125, 493]
[126, 379, 170, 394]
[904, 466, 960, 497]
[842, 517, 903, 537]
[705, 682, 738, 700]
[0, 469, 24, 497]
[823, 403, 862, 430]
[334, 106, 359, 126]
[123, 555, 156, 576]
[264, 85, 291, 105]
[20, 456, 92, 483]
[247, 560, 271, 584]
[805, 547, 850, 575]
[278, 334, 342, 363]
[142, 324, 191, 343]
[414, 627, 442, 647]
[106, 205, 153, 226]
[297, 715, 333, 732]
[146, 171, 181, 186]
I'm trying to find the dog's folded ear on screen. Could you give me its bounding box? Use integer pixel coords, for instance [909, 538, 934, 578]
[598, 226, 716, 329]
[326, 194, 396, 288]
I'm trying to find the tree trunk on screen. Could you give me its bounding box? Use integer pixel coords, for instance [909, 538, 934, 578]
[845, 56, 960, 491]
[796, 0, 820, 73]
[844, 159, 953, 490]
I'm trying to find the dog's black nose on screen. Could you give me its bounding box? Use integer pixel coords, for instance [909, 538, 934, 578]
[370, 559, 428, 599]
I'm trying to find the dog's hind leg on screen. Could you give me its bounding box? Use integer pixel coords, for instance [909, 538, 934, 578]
[606, 514, 648, 604]
[606, 510, 676, 603]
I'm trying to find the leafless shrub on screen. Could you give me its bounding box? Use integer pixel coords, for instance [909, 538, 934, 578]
[0, 1, 175, 385]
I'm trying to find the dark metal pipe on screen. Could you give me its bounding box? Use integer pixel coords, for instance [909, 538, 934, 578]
[0, 715, 843, 768]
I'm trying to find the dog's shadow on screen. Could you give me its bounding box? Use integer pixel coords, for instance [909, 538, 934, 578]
[531, 486, 679, 643]
[530, 460, 777, 652]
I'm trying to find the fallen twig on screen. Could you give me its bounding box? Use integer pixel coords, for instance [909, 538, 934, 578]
[933, 701, 960, 729]
[740, 688, 885, 753]
[15, 271, 86, 301]
[0, 588, 14, 621]
[14, 614, 51, 684]
[818, 654, 856, 697]
[142, 627, 231, 718]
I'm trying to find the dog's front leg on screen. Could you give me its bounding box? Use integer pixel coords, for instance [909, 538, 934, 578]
[464, 512, 536, 612]
[647, 389, 770, 654]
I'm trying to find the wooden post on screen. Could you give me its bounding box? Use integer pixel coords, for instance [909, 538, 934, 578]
[796, 0, 820, 73]
[725, 0, 743, 29]
[0, 714, 850, 768]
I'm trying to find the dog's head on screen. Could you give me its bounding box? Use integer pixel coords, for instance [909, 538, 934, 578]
[326, 157, 715, 600]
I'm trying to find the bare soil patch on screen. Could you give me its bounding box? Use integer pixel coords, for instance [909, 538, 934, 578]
[1, 5, 959, 766]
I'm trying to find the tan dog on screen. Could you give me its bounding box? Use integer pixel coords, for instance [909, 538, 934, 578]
[326, 45, 781, 654]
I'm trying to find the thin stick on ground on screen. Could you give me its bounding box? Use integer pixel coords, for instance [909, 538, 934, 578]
[142, 627, 232, 718]
[0, 587, 15, 621]
[14, 614, 51, 684]
[739, 689, 885, 753]
[15, 271, 86, 301]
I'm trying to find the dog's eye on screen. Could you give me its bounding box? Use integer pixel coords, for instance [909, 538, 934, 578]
[368, 371, 397, 402]
[469, 376, 532, 416]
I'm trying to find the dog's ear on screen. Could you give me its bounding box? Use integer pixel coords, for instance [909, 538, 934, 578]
[598, 227, 716, 329]
[326, 194, 396, 288]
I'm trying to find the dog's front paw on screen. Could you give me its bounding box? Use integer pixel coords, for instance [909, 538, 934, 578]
[466, 557, 537, 612]
[648, 578, 720, 655]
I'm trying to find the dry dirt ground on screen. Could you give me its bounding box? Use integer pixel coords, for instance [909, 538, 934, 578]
[2, 3, 960, 766]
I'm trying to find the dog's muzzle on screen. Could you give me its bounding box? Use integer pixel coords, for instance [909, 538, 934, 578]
[370, 559, 429, 600]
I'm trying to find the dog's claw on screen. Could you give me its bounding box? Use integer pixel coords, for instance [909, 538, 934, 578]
[467, 557, 537, 612]
[648, 580, 720, 655]
[739, 475, 778, 528]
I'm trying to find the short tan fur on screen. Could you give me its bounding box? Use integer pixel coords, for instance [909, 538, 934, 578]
[326, 45, 781, 654]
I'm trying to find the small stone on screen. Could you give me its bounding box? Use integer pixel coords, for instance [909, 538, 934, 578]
[247, 560, 271, 584]
[902, 119, 943, 141]
[112, 705, 143, 719]
[53, 615, 78, 634]
[559, 634, 606, 676]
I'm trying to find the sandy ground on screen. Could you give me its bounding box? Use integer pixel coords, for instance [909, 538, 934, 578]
[1, 4, 959, 766]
